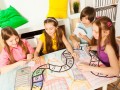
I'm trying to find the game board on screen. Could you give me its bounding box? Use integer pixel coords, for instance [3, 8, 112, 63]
[14, 45, 117, 90]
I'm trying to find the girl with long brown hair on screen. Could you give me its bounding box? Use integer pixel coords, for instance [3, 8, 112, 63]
[0, 27, 34, 74]
[34, 17, 77, 58]
[78, 16, 119, 76]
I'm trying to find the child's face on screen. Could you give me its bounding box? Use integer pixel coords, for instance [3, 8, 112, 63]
[92, 23, 99, 40]
[44, 23, 56, 37]
[92, 23, 109, 40]
[81, 16, 91, 25]
[6, 35, 19, 48]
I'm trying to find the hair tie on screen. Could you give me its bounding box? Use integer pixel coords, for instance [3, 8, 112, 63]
[46, 18, 57, 23]
[107, 22, 112, 27]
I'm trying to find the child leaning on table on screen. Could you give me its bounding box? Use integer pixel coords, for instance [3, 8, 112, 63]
[70, 6, 96, 49]
[77, 16, 120, 76]
[0, 27, 34, 74]
[34, 17, 77, 58]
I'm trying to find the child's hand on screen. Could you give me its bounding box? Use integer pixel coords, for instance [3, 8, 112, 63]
[33, 57, 46, 65]
[34, 54, 39, 58]
[72, 52, 79, 59]
[77, 63, 90, 72]
[86, 46, 92, 51]
[73, 41, 80, 49]
[27, 54, 33, 60]
[32, 57, 40, 64]
[17, 60, 27, 67]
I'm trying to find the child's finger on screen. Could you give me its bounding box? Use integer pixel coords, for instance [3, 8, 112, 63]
[77, 43, 80, 48]
[78, 63, 84, 66]
[78, 33, 82, 36]
[86, 46, 91, 51]
[72, 52, 77, 57]
[22, 59, 28, 61]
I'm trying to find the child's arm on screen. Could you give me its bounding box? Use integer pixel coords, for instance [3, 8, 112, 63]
[87, 45, 97, 51]
[63, 34, 77, 57]
[23, 39, 35, 59]
[78, 33, 91, 45]
[34, 40, 43, 58]
[69, 34, 80, 49]
[78, 44, 120, 76]
[24, 39, 35, 53]
[104, 44, 120, 75]
[27, 54, 34, 60]
[0, 60, 27, 74]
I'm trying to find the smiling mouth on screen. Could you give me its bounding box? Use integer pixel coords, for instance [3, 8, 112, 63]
[49, 34, 53, 36]
[12, 44, 17, 46]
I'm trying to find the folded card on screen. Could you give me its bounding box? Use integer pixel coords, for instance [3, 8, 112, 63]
[74, 27, 86, 37]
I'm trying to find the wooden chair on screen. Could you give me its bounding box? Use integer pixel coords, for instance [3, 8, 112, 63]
[110, 56, 120, 90]
[109, 78, 120, 90]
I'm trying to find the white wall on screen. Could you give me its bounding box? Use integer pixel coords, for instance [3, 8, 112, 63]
[0, 0, 6, 9]
[0, 0, 72, 47]
[0, 0, 49, 34]
[2, 0, 49, 22]
[0, 0, 71, 36]
[115, 0, 120, 37]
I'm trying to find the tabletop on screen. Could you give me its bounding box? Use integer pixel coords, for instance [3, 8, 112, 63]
[0, 45, 117, 90]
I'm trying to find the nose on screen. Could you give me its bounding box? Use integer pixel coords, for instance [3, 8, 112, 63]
[47, 30, 52, 34]
[48, 30, 51, 33]
[13, 40, 17, 44]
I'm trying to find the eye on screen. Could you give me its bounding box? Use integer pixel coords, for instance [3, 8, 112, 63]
[50, 27, 53, 30]
[45, 28, 48, 31]
[93, 30, 98, 34]
[15, 37, 19, 40]
[10, 40, 13, 42]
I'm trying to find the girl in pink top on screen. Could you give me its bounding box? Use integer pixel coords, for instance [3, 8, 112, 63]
[0, 27, 34, 74]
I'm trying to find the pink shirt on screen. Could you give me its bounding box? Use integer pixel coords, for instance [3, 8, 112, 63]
[0, 39, 34, 67]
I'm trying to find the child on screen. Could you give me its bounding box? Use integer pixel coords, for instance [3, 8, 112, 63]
[78, 16, 120, 76]
[0, 27, 34, 74]
[34, 17, 77, 58]
[70, 6, 96, 49]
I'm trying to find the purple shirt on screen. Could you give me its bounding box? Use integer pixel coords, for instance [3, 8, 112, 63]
[97, 46, 110, 67]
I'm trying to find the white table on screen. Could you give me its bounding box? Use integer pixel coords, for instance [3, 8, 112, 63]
[0, 48, 117, 90]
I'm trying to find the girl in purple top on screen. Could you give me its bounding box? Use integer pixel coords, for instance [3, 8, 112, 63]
[78, 16, 119, 76]
[98, 46, 110, 67]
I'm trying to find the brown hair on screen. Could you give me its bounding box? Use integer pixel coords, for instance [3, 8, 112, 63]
[44, 17, 65, 53]
[93, 16, 119, 59]
[80, 6, 96, 22]
[1, 27, 28, 64]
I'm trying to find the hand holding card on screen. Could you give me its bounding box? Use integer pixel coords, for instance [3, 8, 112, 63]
[74, 27, 86, 37]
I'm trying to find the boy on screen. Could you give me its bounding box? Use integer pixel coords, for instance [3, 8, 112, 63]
[70, 6, 96, 49]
